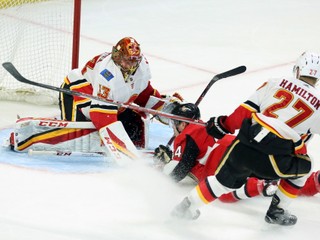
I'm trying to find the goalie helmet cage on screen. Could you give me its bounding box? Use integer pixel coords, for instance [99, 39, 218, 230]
[0, 0, 81, 105]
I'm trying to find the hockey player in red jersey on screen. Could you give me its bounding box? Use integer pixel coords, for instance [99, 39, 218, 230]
[154, 103, 319, 203]
[154, 103, 277, 202]
[59, 37, 181, 149]
[171, 51, 320, 225]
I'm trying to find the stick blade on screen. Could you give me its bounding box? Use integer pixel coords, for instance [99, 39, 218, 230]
[2, 62, 26, 83]
[2, 62, 12, 70]
[214, 65, 246, 80]
[2, 62, 15, 74]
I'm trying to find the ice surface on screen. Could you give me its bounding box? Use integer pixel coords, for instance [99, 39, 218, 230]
[0, 0, 319, 239]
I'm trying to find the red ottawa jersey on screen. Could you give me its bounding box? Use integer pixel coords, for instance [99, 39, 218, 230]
[169, 123, 235, 182]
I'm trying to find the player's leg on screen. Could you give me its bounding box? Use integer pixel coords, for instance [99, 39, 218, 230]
[218, 177, 277, 203]
[299, 170, 320, 196]
[171, 139, 258, 219]
[118, 109, 149, 148]
[59, 80, 91, 121]
[264, 154, 312, 226]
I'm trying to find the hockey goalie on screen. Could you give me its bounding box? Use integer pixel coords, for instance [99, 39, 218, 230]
[4, 36, 184, 164]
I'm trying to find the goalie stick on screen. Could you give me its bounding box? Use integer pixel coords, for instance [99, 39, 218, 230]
[28, 149, 106, 157]
[28, 149, 155, 157]
[2, 62, 204, 126]
[166, 65, 247, 146]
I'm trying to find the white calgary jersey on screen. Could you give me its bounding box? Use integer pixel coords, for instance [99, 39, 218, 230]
[248, 77, 320, 135]
[67, 52, 152, 118]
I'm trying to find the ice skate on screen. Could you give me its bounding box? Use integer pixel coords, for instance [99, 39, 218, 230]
[265, 206, 297, 226]
[171, 197, 200, 220]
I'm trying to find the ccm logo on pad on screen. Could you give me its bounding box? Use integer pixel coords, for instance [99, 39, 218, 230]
[38, 121, 69, 127]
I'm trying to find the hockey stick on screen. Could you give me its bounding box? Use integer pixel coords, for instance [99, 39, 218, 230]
[194, 65, 246, 106]
[166, 65, 247, 146]
[2, 62, 205, 126]
[28, 149, 106, 157]
[28, 149, 155, 158]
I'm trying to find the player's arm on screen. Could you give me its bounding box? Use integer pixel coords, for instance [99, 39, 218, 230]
[164, 135, 199, 182]
[206, 82, 269, 138]
[134, 81, 161, 107]
[206, 104, 253, 139]
[224, 102, 258, 131]
[135, 82, 183, 112]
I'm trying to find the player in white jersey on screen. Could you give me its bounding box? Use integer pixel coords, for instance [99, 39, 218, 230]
[59, 37, 181, 149]
[171, 51, 320, 226]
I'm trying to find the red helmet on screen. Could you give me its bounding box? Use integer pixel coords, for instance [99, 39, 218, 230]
[112, 37, 142, 74]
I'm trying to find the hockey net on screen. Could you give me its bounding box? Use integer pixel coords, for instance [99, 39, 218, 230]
[0, 0, 80, 105]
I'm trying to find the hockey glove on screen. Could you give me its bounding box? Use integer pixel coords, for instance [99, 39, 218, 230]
[154, 145, 172, 164]
[206, 116, 230, 139]
[155, 94, 182, 125]
[172, 92, 184, 102]
[161, 92, 184, 102]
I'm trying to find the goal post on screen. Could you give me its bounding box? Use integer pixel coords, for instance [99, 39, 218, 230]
[0, 0, 81, 105]
[72, 0, 81, 69]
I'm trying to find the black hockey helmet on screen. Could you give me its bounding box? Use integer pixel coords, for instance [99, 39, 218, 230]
[171, 103, 201, 126]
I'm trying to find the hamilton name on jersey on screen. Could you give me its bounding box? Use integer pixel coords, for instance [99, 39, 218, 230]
[279, 79, 320, 110]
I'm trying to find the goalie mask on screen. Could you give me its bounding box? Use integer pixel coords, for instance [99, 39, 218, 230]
[112, 37, 142, 76]
[170, 103, 201, 127]
[293, 51, 320, 81]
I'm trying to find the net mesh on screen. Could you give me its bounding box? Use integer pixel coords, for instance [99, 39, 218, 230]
[0, 0, 74, 105]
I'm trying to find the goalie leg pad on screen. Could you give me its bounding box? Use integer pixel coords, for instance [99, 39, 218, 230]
[99, 121, 142, 165]
[11, 118, 102, 153]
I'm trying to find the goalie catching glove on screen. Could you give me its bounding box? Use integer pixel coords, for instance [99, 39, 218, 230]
[153, 145, 172, 166]
[144, 93, 184, 125]
[206, 116, 230, 139]
[155, 93, 184, 125]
